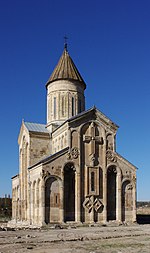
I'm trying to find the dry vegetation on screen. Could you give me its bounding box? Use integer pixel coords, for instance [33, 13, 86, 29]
[137, 201, 150, 214]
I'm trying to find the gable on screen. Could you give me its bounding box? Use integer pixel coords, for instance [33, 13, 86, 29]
[68, 107, 119, 134]
[18, 121, 50, 145]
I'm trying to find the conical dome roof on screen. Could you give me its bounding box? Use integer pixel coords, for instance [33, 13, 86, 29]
[46, 47, 86, 89]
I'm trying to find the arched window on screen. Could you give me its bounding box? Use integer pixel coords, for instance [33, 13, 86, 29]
[54, 97, 56, 118]
[72, 97, 75, 116]
[91, 172, 95, 192]
[78, 98, 82, 113]
[62, 96, 65, 116]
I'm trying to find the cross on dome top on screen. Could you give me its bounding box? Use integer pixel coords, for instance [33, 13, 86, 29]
[64, 36, 68, 51]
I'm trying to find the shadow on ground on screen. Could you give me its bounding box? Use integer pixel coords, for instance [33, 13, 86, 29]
[137, 214, 150, 224]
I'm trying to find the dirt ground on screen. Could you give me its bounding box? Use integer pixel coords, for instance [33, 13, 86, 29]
[0, 224, 150, 253]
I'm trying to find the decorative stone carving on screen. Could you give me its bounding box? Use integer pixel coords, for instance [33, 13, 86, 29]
[71, 147, 79, 159]
[106, 150, 117, 162]
[83, 196, 93, 212]
[67, 147, 79, 160]
[41, 170, 50, 179]
[107, 167, 117, 174]
[67, 152, 71, 160]
[132, 175, 136, 186]
[94, 197, 103, 212]
[83, 196, 103, 213]
[124, 170, 131, 179]
[127, 184, 133, 190]
[89, 154, 96, 167]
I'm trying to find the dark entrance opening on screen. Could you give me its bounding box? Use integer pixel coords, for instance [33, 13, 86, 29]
[45, 177, 60, 224]
[107, 166, 117, 221]
[64, 163, 75, 222]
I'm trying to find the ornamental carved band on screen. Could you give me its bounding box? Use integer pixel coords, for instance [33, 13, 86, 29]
[67, 147, 79, 160]
[106, 150, 117, 162]
[83, 196, 103, 213]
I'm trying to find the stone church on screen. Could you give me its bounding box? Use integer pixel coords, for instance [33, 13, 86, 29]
[11, 44, 137, 226]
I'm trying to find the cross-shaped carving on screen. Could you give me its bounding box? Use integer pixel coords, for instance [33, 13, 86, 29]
[83, 122, 103, 156]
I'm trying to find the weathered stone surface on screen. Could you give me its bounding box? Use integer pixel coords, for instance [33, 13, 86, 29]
[11, 46, 137, 227]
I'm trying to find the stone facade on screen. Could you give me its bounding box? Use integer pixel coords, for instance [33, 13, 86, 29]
[11, 46, 137, 226]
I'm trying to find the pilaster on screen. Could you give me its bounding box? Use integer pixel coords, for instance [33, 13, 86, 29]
[75, 171, 81, 222]
[132, 176, 137, 222]
[116, 172, 122, 221]
[102, 135, 107, 223]
[40, 178, 45, 225]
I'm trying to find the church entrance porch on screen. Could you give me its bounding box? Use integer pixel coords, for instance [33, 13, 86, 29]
[45, 177, 60, 224]
[64, 163, 75, 222]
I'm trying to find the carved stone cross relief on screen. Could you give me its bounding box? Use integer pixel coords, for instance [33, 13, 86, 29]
[83, 122, 103, 166]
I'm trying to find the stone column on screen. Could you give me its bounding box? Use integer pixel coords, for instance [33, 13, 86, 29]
[15, 188, 17, 220]
[31, 183, 34, 224]
[18, 187, 21, 221]
[116, 172, 122, 222]
[58, 92, 60, 120]
[103, 171, 107, 223]
[68, 127, 71, 148]
[102, 132, 107, 223]
[31, 182, 37, 224]
[27, 182, 32, 224]
[14, 201, 17, 220]
[59, 170, 64, 223]
[12, 192, 16, 220]
[59, 183, 64, 223]
[75, 171, 81, 222]
[40, 178, 45, 225]
[132, 176, 137, 222]
[35, 182, 38, 224]
[20, 184, 24, 221]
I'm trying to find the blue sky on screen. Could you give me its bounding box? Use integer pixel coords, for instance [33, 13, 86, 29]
[0, 0, 150, 200]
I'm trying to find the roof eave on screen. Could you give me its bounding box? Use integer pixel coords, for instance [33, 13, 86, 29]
[28, 146, 69, 170]
[45, 78, 86, 90]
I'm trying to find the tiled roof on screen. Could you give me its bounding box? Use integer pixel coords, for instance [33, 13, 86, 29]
[46, 47, 86, 88]
[24, 122, 49, 133]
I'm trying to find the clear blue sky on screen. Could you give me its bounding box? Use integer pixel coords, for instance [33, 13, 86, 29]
[0, 0, 150, 200]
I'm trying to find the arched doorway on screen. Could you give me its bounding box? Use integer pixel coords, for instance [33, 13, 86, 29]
[45, 177, 60, 223]
[122, 180, 133, 222]
[107, 166, 117, 221]
[64, 163, 75, 222]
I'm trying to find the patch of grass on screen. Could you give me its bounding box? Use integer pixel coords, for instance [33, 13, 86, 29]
[74, 240, 146, 252]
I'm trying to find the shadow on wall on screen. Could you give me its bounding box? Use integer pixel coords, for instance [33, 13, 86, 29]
[137, 214, 150, 224]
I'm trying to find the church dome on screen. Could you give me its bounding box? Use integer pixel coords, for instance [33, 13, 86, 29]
[46, 46, 86, 89]
[46, 45, 86, 130]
